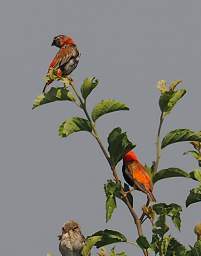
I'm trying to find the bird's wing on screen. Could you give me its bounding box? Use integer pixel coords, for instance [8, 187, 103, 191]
[127, 161, 152, 192]
[48, 45, 77, 70]
[59, 45, 79, 67]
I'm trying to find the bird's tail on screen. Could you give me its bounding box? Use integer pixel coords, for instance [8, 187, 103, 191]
[147, 191, 156, 202]
[42, 80, 53, 94]
[42, 83, 47, 93]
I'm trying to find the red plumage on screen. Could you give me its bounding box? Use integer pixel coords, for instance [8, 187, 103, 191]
[122, 150, 156, 202]
[42, 35, 80, 93]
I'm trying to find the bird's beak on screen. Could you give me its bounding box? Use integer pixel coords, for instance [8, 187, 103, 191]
[51, 40, 55, 46]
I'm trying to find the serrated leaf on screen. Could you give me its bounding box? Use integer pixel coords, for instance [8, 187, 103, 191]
[82, 236, 102, 256]
[91, 99, 129, 122]
[108, 127, 135, 167]
[186, 185, 201, 207]
[80, 77, 99, 99]
[152, 168, 189, 184]
[58, 117, 92, 137]
[32, 87, 75, 109]
[91, 229, 127, 248]
[189, 169, 201, 182]
[161, 129, 201, 149]
[159, 89, 186, 116]
[104, 180, 121, 222]
[136, 236, 150, 250]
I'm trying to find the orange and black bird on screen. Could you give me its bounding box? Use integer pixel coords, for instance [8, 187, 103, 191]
[42, 35, 80, 93]
[122, 150, 156, 202]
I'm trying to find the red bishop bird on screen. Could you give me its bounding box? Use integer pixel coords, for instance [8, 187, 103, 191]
[42, 35, 80, 93]
[122, 150, 156, 202]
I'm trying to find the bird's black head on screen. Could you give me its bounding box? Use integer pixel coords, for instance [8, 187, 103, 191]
[51, 34, 65, 48]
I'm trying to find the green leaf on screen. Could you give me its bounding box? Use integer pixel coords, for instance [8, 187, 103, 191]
[161, 236, 171, 255]
[189, 169, 201, 182]
[58, 117, 92, 137]
[82, 236, 102, 256]
[91, 99, 129, 122]
[80, 77, 99, 99]
[91, 229, 127, 248]
[108, 127, 135, 167]
[183, 150, 201, 160]
[189, 240, 201, 256]
[136, 236, 150, 250]
[32, 87, 76, 109]
[169, 80, 183, 91]
[104, 180, 121, 222]
[161, 129, 201, 149]
[165, 237, 187, 256]
[159, 89, 186, 116]
[153, 215, 169, 236]
[186, 185, 201, 207]
[153, 168, 189, 184]
[153, 203, 182, 231]
[109, 248, 127, 256]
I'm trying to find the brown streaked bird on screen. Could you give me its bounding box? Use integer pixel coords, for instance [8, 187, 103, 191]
[122, 150, 156, 202]
[42, 35, 80, 93]
[58, 220, 86, 256]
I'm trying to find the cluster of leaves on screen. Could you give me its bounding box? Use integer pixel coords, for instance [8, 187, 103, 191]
[33, 77, 201, 256]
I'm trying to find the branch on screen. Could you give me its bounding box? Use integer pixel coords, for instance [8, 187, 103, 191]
[69, 81, 148, 256]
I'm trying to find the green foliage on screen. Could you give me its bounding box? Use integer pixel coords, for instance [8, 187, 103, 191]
[160, 236, 171, 255]
[183, 150, 201, 161]
[189, 169, 201, 182]
[87, 229, 127, 249]
[80, 77, 99, 100]
[153, 215, 169, 237]
[153, 168, 189, 184]
[58, 117, 92, 137]
[107, 127, 135, 167]
[32, 87, 75, 109]
[104, 180, 121, 222]
[159, 89, 186, 116]
[82, 236, 102, 256]
[161, 129, 201, 149]
[91, 99, 129, 122]
[165, 237, 187, 256]
[109, 248, 127, 256]
[153, 203, 182, 231]
[136, 236, 150, 250]
[157, 79, 186, 116]
[35, 74, 201, 255]
[186, 185, 201, 207]
[186, 240, 201, 256]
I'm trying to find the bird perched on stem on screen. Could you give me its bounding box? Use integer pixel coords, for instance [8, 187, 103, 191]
[58, 220, 86, 256]
[122, 150, 156, 202]
[42, 35, 80, 93]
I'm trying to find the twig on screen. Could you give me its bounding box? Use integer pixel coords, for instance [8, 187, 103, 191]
[154, 112, 164, 173]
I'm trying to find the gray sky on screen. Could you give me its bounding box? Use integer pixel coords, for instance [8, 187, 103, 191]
[0, 1, 201, 255]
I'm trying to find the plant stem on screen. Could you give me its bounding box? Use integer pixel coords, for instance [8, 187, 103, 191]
[69, 81, 148, 256]
[154, 112, 164, 173]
